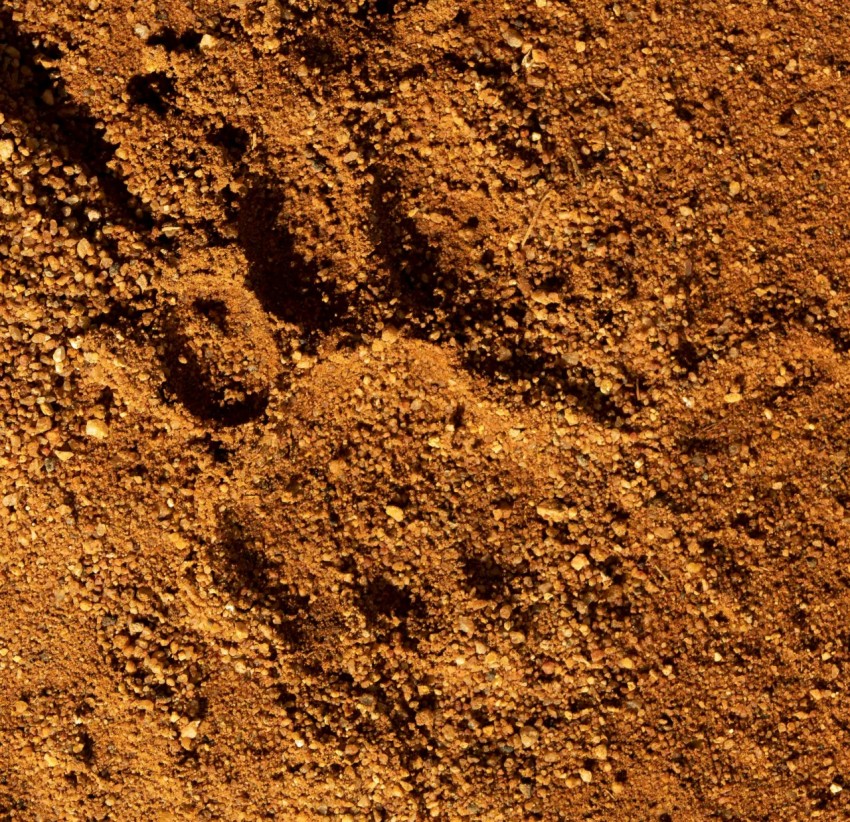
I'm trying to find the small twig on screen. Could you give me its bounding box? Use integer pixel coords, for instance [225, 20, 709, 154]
[591, 80, 611, 102]
[698, 418, 724, 435]
[521, 189, 552, 248]
[567, 148, 583, 182]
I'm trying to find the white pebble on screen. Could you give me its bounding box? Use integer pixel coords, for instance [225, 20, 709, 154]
[85, 419, 109, 440]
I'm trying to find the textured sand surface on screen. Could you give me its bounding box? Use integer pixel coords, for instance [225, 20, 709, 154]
[2, 1, 850, 819]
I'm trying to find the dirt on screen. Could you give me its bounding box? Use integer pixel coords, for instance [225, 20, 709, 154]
[2, 0, 850, 819]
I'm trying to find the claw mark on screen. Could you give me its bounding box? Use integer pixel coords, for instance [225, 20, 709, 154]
[0, 9, 154, 232]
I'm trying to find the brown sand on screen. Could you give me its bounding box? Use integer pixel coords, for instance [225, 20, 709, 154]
[2, 0, 850, 819]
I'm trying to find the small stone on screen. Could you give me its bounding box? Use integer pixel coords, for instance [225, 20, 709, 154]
[77, 237, 94, 259]
[579, 768, 592, 783]
[0, 139, 14, 162]
[85, 419, 109, 440]
[180, 720, 200, 740]
[536, 500, 567, 523]
[532, 290, 560, 305]
[199, 34, 217, 50]
[458, 616, 474, 635]
[729, 180, 741, 196]
[724, 392, 742, 404]
[570, 553, 589, 572]
[504, 29, 523, 48]
[385, 505, 405, 523]
[519, 725, 539, 748]
[415, 709, 434, 727]
[575, 40, 587, 53]
[830, 783, 843, 795]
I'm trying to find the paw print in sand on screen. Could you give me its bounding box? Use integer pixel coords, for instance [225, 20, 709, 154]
[10, 2, 649, 803]
[160, 276, 279, 425]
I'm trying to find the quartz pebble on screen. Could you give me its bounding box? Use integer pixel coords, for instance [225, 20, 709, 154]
[85, 419, 109, 439]
[385, 505, 405, 522]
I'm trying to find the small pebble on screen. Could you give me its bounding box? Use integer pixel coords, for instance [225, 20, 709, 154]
[180, 720, 200, 739]
[570, 554, 589, 572]
[385, 505, 405, 522]
[536, 500, 567, 522]
[85, 419, 109, 439]
[504, 29, 523, 48]
[77, 238, 94, 259]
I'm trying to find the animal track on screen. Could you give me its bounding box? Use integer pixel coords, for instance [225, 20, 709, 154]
[0, 8, 154, 233]
[160, 278, 279, 425]
[1, 6, 630, 428]
[237, 177, 348, 335]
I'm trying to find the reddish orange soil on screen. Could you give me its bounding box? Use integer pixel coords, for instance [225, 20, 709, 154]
[3, 1, 850, 819]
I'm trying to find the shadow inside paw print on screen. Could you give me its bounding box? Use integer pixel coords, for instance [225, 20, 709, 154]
[228, 167, 634, 425]
[160, 279, 279, 426]
[237, 178, 348, 336]
[0, 9, 154, 234]
[211, 513, 312, 646]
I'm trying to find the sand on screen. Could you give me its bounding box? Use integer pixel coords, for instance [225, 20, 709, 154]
[2, 0, 850, 819]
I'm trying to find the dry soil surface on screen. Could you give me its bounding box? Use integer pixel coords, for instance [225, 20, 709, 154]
[2, 1, 850, 820]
